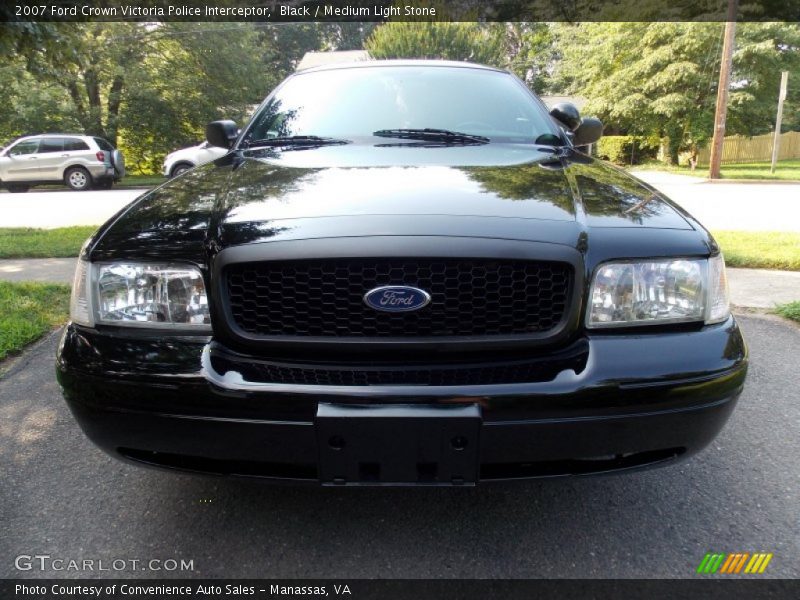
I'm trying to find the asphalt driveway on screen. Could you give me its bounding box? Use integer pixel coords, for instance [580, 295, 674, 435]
[1, 313, 798, 579]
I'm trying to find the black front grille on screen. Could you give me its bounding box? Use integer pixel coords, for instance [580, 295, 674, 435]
[229, 357, 585, 387]
[225, 258, 572, 338]
[208, 341, 588, 387]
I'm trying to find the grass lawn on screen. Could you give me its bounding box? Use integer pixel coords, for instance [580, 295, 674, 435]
[775, 301, 800, 323]
[715, 159, 800, 181]
[0, 227, 96, 259]
[712, 231, 800, 271]
[630, 159, 800, 181]
[1, 227, 797, 271]
[630, 162, 705, 177]
[0, 281, 70, 362]
[116, 174, 166, 187]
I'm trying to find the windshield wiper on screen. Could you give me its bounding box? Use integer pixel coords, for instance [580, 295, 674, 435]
[372, 128, 489, 144]
[242, 136, 351, 148]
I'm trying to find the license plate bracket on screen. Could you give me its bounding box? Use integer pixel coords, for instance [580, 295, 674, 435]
[315, 403, 481, 486]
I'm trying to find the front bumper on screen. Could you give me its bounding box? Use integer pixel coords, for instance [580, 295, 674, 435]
[56, 317, 747, 484]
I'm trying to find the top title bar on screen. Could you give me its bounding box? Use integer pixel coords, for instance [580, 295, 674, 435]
[2, 0, 799, 22]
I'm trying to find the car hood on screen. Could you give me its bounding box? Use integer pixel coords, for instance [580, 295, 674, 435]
[90, 143, 704, 263]
[165, 145, 203, 161]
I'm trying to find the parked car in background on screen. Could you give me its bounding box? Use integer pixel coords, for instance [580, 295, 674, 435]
[0, 134, 124, 192]
[162, 141, 227, 177]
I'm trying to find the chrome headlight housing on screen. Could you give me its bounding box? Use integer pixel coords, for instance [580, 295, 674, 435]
[586, 255, 729, 328]
[69, 261, 211, 330]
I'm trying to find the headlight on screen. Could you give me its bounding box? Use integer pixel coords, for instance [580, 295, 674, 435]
[69, 259, 93, 327]
[587, 256, 729, 328]
[69, 260, 210, 330]
[706, 254, 730, 323]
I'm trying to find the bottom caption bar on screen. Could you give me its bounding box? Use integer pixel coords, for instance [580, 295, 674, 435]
[2, 579, 798, 600]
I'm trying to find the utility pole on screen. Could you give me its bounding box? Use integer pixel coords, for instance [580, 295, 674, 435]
[771, 71, 789, 173]
[708, 0, 739, 180]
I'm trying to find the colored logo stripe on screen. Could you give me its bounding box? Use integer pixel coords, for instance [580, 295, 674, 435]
[745, 553, 773, 574]
[697, 553, 725, 574]
[698, 552, 773, 574]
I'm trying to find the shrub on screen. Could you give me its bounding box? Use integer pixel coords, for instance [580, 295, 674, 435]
[596, 136, 659, 165]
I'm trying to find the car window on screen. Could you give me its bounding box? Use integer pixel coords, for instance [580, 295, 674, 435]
[93, 137, 114, 151]
[8, 140, 39, 156]
[245, 66, 558, 143]
[64, 138, 90, 151]
[38, 138, 65, 153]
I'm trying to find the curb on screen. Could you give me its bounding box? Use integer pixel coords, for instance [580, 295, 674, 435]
[705, 178, 800, 185]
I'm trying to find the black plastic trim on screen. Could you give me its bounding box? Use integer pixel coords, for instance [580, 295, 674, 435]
[210, 236, 584, 351]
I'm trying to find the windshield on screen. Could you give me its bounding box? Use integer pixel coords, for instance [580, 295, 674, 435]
[243, 66, 560, 145]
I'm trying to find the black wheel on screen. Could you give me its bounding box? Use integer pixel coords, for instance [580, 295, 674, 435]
[95, 179, 113, 190]
[65, 167, 92, 191]
[171, 163, 193, 177]
[7, 184, 30, 193]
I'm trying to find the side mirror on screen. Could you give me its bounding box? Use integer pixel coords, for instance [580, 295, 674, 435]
[206, 120, 238, 149]
[549, 102, 582, 131]
[573, 117, 603, 147]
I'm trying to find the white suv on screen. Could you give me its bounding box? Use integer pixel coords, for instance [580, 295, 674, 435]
[0, 134, 125, 192]
[162, 141, 227, 177]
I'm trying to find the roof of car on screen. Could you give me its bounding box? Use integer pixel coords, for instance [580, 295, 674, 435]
[295, 59, 506, 75]
[21, 134, 93, 139]
[10, 134, 97, 145]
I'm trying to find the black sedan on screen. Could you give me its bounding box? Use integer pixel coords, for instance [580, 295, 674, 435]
[57, 61, 747, 485]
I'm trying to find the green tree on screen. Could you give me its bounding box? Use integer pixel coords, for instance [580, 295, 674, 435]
[0, 22, 287, 173]
[322, 23, 378, 51]
[366, 22, 505, 66]
[16, 23, 151, 145]
[118, 23, 269, 173]
[553, 22, 800, 163]
[502, 23, 556, 94]
[0, 57, 83, 143]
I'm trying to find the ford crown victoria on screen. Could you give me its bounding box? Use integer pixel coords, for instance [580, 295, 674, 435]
[57, 61, 747, 485]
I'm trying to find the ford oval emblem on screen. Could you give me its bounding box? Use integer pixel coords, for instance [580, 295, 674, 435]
[363, 286, 432, 313]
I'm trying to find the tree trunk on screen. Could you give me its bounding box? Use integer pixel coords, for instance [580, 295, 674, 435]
[66, 81, 91, 133]
[83, 68, 107, 139]
[106, 75, 124, 146]
[664, 125, 682, 165]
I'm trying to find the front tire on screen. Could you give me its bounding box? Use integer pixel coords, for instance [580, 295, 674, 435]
[7, 184, 30, 193]
[170, 163, 193, 177]
[65, 167, 92, 191]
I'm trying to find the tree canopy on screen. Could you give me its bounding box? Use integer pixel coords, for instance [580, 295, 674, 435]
[365, 22, 505, 65]
[1, 21, 797, 172]
[0, 22, 371, 172]
[553, 22, 800, 162]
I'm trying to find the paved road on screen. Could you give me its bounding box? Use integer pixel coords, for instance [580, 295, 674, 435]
[0, 188, 143, 228]
[1, 314, 798, 579]
[1, 175, 799, 232]
[0, 257, 78, 284]
[632, 171, 800, 232]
